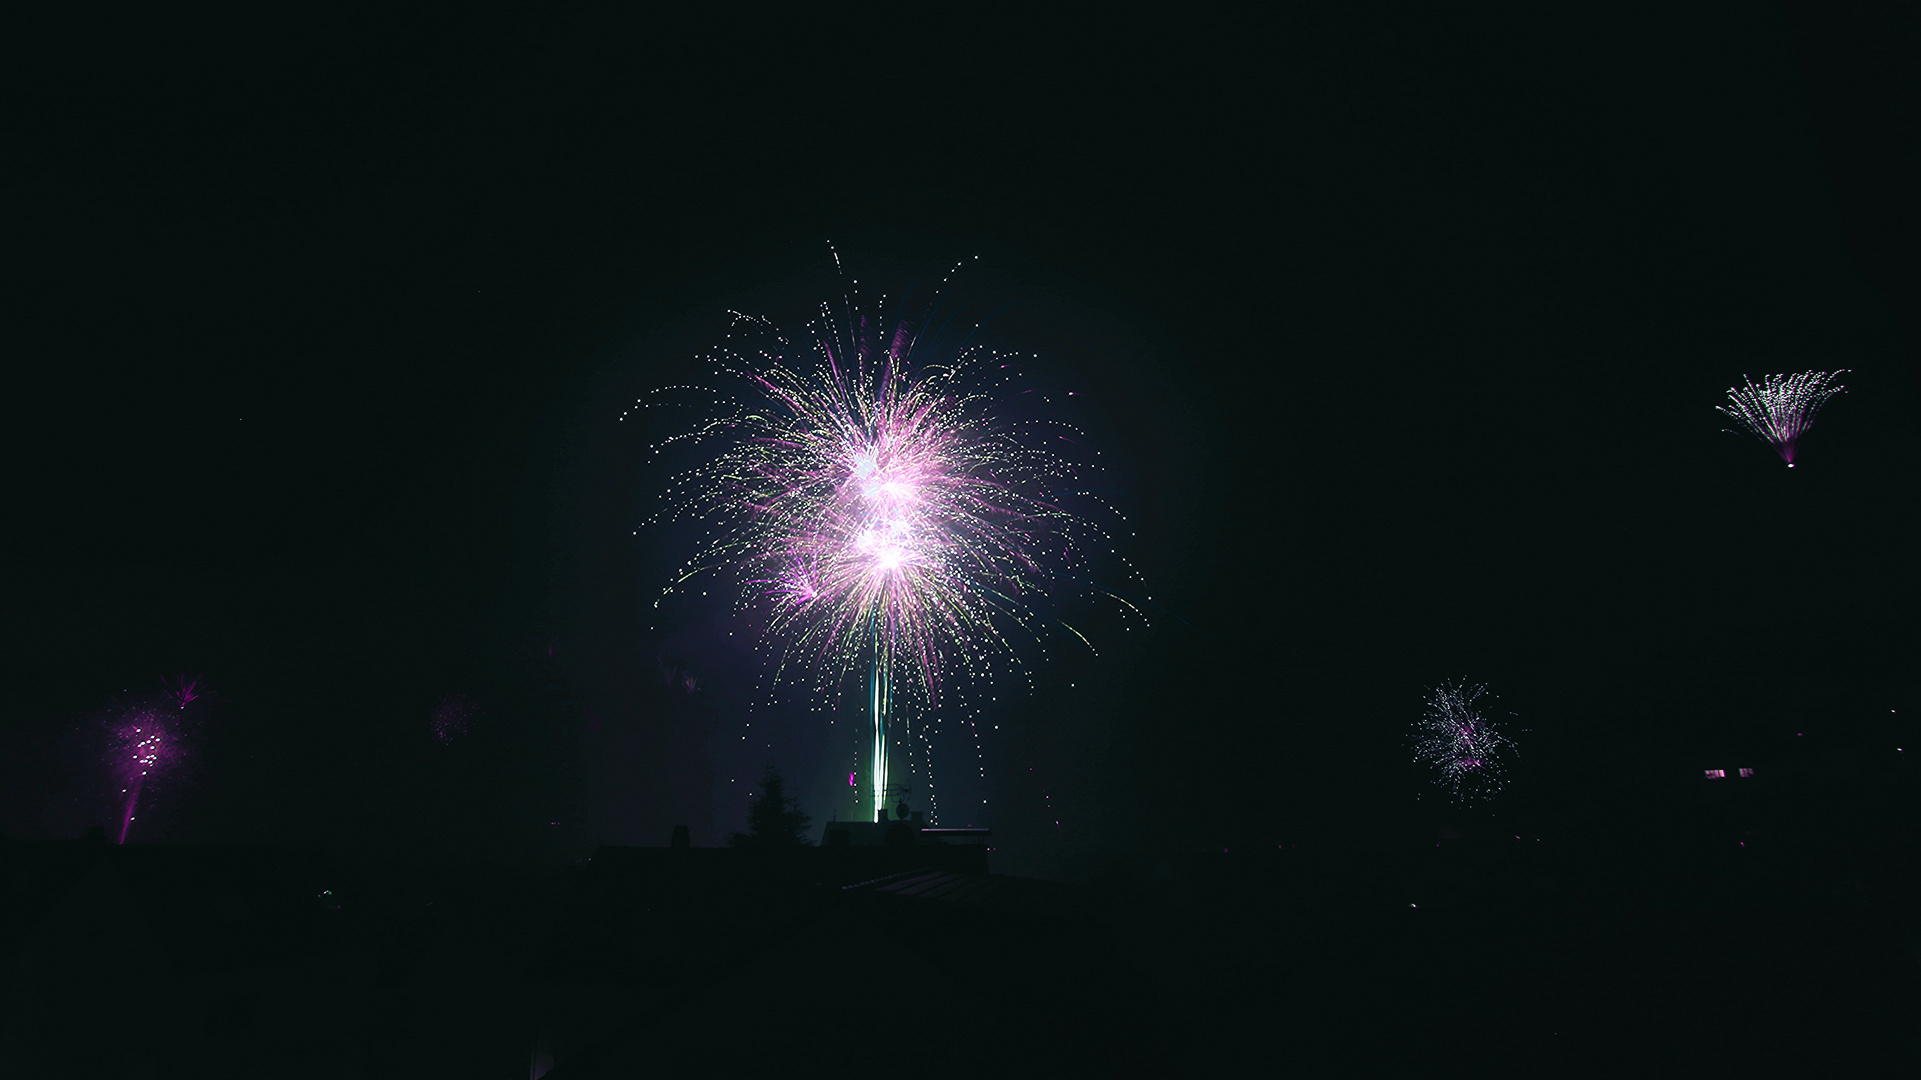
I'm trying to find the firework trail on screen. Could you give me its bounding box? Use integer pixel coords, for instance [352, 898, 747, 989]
[109, 679, 200, 843]
[1412, 681, 1518, 804]
[633, 259, 1145, 821]
[1716, 370, 1848, 467]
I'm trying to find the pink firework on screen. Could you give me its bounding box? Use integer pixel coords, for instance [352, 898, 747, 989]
[110, 705, 187, 844]
[430, 693, 480, 745]
[164, 674, 205, 709]
[639, 261, 1147, 819]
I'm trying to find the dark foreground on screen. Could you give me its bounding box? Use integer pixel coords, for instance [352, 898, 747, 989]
[1, 832, 1915, 1078]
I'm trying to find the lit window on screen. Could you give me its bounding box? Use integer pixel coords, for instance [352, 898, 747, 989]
[1738, 768, 1754, 778]
[1704, 769, 1726, 779]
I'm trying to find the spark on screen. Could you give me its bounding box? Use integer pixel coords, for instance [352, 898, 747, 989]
[1716, 370, 1848, 467]
[1412, 681, 1518, 803]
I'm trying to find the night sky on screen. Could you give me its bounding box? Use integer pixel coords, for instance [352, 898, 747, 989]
[8, 7, 1918, 875]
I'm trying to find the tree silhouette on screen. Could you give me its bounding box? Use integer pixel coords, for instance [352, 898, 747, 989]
[727, 767, 813, 847]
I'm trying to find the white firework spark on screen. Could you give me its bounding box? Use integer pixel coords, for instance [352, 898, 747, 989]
[1412, 681, 1518, 803]
[1716, 370, 1848, 467]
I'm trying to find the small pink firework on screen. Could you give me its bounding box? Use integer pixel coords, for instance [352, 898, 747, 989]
[110, 706, 186, 844]
[165, 674, 204, 709]
[430, 693, 480, 745]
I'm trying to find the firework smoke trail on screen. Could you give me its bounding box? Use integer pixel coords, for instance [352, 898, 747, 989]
[1412, 681, 1519, 804]
[632, 261, 1146, 821]
[1716, 370, 1848, 467]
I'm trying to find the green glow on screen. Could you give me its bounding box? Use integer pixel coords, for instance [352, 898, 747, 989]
[870, 622, 891, 821]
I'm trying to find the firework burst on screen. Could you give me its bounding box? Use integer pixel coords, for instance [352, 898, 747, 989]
[108, 679, 201, 843]
[1412, 681, 1518, 804]
[633, 259, 1145, 820]
[1716, 370, 1848, 467]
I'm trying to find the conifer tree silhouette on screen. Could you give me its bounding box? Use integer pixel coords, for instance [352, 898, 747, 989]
[728, 767, 812, 847]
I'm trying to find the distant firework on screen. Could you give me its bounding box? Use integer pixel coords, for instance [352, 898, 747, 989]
[1412, 681, 1518, 803]
[165, 674, 204, 709]
[1716, 370, 1848, 467]
[430, 694, 480, 745]
[633, 256, 1146, 820]
[108, 678, 202, 843]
